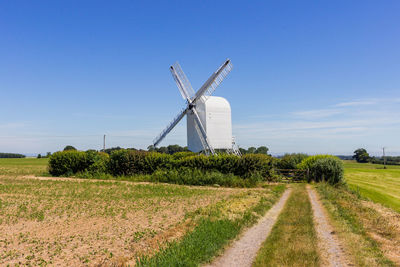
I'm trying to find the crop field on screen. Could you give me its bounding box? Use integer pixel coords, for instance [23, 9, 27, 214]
[0, 159, 285, 266]
[343, 160, 400, 212]
[0, 158, 48, 176]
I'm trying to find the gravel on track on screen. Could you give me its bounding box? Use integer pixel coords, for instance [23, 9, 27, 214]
[205, 188, 293, 267]
[307, 185, 350, 267]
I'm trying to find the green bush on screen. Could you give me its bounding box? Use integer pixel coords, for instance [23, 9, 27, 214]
[236, 154, 275, 178]
[49, 150, 88, 176]
[179, 155, 211, 170]
[276, 153, 308, 169]
[309, 157, 344, 184]
[298, 155, 344, 184]
[172, 151, 196, 160]
[151, 167, 259, 187]
[297, 155, 335, 170]
[86, 151, 109, 174]
[208, 154, 240, 174]
[143, 152, 175, 174]
[108, 149, 148, 176]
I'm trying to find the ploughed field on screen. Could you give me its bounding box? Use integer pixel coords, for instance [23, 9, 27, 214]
[0, 158, 284, 266]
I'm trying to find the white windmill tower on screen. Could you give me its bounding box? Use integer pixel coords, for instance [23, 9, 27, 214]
[152, 59, 241, 156]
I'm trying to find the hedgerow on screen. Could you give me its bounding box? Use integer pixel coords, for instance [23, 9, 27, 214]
[48, 150, 277, 185]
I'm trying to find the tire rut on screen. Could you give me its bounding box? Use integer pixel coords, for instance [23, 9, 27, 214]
[205, 188, 293, 267]
[307, 185, 351, 267]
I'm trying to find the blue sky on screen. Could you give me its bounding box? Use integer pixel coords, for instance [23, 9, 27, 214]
[1, 1, 399, 156]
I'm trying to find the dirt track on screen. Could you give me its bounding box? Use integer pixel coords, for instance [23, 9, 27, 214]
[307, 186, 350, 267]
[205, 188, 292, 267]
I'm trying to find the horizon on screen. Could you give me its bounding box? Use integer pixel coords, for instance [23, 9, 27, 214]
[1, 1, 399, 156]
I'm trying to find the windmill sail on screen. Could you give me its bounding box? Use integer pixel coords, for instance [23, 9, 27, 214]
[170, 62, 195, 101]
[153, 107, 188, 147]
[191, 108, 215, 155]
[192, 59, 232, 104]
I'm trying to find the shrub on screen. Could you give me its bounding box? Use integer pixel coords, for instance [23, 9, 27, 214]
[179, 155, 211, 170]
[49, 150, 88, 176]
[86, 151, 109, 174]
[108, 149, 148, 176]
[143, 152, 174, 174]
[297, 155, 335, 170]
[151, 167, 259, 187]
[309, 157, 344, 184]
[172, 151, 196, 160]
[236, 154, 275, 178]
[208, 154, 240, 174]
[298, 155, 344, 184]
[276, 153, 308, 169]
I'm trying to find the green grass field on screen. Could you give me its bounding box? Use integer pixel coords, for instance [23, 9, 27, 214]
[0, 158, 48, 176]
[343, 160, 400, 213]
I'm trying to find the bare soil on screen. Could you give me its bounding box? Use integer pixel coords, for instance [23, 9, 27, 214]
[0, 176, 240, 266]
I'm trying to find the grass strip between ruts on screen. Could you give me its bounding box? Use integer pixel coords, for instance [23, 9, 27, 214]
[135, 184, 286, 267]
[253, 184, 320, 267]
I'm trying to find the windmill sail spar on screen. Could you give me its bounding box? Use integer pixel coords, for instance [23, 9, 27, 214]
[191, 108, 215, 155]
[192, 59, 232, 104]
[153, 107, 188, 147]
[170, 62, 195, 101]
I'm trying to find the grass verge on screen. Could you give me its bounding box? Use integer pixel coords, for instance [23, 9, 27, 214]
[135, 184, 286, 266]
[253, 184, 319, 267]
[315, 183, 395, 266]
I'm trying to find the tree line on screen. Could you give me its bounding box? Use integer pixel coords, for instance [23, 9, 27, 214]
[353, 148, 400, 165]
[63, 144, 270, 155]
[0, 153, 26, 158]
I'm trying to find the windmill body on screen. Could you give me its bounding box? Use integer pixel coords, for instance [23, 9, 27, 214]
[153, 59, 241, 156]
[187, 96, 232, 152]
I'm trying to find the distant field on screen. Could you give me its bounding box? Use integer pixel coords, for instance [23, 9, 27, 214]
[0, 158, 48, 176]
[343, 160, 400, 213]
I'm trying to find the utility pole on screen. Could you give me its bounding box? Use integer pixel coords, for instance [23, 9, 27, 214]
[383, 147, 386, 169]
[103, 135, 106, 152]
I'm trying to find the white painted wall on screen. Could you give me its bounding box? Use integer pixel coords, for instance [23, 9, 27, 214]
[187, 96, 232, 152]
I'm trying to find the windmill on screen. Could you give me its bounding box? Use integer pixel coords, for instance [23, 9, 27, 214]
[152, 59, 241, 156]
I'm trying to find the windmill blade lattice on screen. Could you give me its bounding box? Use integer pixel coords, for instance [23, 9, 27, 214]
[192, 59, 232, 104]
[153, 107, 188, 147]
[170, 62, 195, 101]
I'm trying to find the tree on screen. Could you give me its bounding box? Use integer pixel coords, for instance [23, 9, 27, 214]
[63, 145, 77, 151]
[353, 148, 370, 163]
[239, 148, 247, 155]
[37, 154, 42, 158]
[255, 146, 269, 155]
[247, 147, 256, 154]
